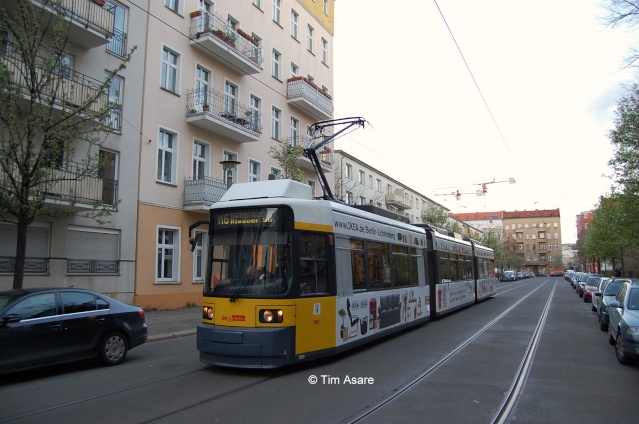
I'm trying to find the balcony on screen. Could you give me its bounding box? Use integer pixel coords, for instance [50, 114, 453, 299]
[289, 136, 334, 173]
[1, 48, 109, 116]
[4, 0, 115, 49]
[189, 11, 262, 75]
[183, 176, 228, 213]
[0, 161, 118, 211]
[186, 88, 261, 143]
[0, 256, 49, 274]
[287, 77, 333, 120]
[385, 192, 410, 210]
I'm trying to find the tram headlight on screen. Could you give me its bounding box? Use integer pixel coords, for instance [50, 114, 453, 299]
[203, 306, 214, 320]
[259, 309, 284, 323]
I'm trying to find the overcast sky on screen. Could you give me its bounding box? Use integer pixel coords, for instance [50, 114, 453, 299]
[332, 0, 637, 243]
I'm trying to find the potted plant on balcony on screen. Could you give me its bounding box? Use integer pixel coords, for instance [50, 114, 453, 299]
[190, 10, 203, 18]
[93, 0, 106, 6]
[202, 104, 209, 112]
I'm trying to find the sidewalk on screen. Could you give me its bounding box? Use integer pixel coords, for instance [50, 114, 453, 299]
[144, 307, 201, 342]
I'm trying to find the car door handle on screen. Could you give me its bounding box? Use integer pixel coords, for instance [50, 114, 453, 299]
[89, 316, 106, 323]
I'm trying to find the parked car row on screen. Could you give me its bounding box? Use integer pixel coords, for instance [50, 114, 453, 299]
[0, 287, 148, 375]
[568, 273, 639, 365]
[499, 271, 535, 281]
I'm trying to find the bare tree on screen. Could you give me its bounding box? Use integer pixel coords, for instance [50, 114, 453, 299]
[0, 1, 135, 288]
[600, 0, 639, 69]
[268, 143, 303, 181]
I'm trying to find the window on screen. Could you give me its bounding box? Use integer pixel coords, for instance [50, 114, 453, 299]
[369, 175, 373, 189]
[350, 239, 366, 291]
[61, 291, 102, 314]
[272, 49, 281, 80]
[224, 81, 238, 115]
[0, 28, 9, 55]
[53, 54, 73, 78]
[290, 9, 299, 39]
[290, 117, 299, 145]
[157, 128, 176, 183]
[193, 141, 208, 179]
[106, 1, 127, 57]
[8, 293, 57, 319]
[249, 160, 261, 182]
[105, 72, 123, 132]
[270, 167, 282, 179]
[299, 233, 328, 294]
[377, 179, 382, 192]
[358, 170, 365, 184]
[272, 0, 281, 24]
[0, 223, 49, 274]
[249, 94, 261, 131]
[290, 62, 298, 77]
[308, 179, 316, 197]
[271, 106, 281, 140]
[66, 226, 120, 274]
[98, 150, 118, 205]
[347, 191, 353, 204]
[345, 163, 352, 178]
[193, 230, 206, 281]
[157, 227, 179, 282]
[323, 0, 329, 15]
[359, 196, 366, 205]
[253, 0, 261, 8]
[195, 65, 210, 108]
[161, 46, 179, 93]
[307, 25, 314, 52]
[165, 0, 179, 13]
[321, 38, 328, 64]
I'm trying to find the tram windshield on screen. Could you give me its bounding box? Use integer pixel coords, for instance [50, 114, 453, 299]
[206, 207, 292, 298]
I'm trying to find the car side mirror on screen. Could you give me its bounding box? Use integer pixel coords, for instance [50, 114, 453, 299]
[594, 292, 602, 297]
[2, 314, 23, 325]
[609, 300, 623, 309]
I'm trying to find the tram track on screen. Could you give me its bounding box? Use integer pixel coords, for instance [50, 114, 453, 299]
[0, 366, 276, 424]
[342, 280, 557, 424]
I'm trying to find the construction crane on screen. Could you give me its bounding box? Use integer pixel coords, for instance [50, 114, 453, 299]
[433, 177, 516, 200]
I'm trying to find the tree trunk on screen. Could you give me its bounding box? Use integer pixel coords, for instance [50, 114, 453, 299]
[12, 219, 29, 290]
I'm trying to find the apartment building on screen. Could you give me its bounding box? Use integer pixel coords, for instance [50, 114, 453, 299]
[134, 1, 335, 308]
[333, 150, 447, 225]
[0, 0, 147, 304]
[449, 211, 504, 239]
[502, 209, 563, 274]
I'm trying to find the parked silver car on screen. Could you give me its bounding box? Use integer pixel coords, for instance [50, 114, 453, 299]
[591, 277, 611, 312]
[597, 278, 625, 331]
[607, 279, 639, 365]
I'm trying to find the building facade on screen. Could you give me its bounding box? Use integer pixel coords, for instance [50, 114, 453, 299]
[333, 150, 447, 225]
[449, 211, 504, 239]
[134, 0, 336, 308]
[0, 0, 147, 304]
[502, 209, 563, 274]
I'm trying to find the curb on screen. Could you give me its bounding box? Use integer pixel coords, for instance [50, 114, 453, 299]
[147, 329, 196, 342]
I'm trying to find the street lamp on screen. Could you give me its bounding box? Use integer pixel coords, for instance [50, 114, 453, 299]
[219, 160, 241, 188]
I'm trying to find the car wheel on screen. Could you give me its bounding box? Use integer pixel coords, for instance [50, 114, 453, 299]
[99, 332, 128, 366]
[608, 327, 615, 345]
[600, 316, 607, 332]
[615, 333, 633, 365]
[591, 303, 596, 311]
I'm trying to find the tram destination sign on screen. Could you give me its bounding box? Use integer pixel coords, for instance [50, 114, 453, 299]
[215, 209, 275, 227]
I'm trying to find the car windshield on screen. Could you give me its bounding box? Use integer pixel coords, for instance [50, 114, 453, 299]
[586, 278, 599, 287]
[604, 281, 623, 296]
[628, 289, 639, 310]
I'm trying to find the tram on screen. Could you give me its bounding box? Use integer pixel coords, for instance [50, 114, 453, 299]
[189, 179, 497, 369]
[189, 117, 496, 368]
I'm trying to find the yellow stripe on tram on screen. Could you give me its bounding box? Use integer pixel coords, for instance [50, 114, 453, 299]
[295, 221, 333, 233]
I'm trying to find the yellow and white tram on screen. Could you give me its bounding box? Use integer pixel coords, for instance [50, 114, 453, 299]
[190, 179, 496, 369]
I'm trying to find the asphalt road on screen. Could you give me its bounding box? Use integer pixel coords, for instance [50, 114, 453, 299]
[1, 278, 638, 424]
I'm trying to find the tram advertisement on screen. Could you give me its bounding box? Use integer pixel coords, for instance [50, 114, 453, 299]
[335, 287, 429, 345]
[435, 280, 475, 313]
[332, 212, 426, 247]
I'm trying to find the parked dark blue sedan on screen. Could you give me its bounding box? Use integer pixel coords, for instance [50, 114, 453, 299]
[0, 287, 147, 374]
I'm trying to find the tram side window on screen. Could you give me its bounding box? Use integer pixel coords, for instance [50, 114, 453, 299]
[439, 253, 453, 282]
[210, 245, 229, 291]
[392, 245, 413, 287]
[463, 257, 473, 280]
[298, 232, 328, 294]
[368, 241, 390, 290]
[350, 239, 366, 291]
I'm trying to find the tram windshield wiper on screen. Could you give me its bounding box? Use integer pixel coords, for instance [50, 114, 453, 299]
[230, 268, 264, 302]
